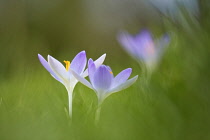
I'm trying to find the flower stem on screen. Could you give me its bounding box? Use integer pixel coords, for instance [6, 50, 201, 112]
[67, 88, 73, 118]
[95, 105, 102, 125]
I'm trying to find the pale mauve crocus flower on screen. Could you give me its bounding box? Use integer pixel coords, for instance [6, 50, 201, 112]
[71, 58, 138, 122]
[38, 51, 106, 117]
[117, 29, 169, 73]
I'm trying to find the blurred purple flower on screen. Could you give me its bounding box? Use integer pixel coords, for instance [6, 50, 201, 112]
[117, 30, 169, 71]
[38, 51, 106, 117]
[71, 59, 138, 105]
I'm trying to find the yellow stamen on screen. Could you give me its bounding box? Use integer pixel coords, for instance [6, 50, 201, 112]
[110, 71, 113, 74]
[63, 60, 70, 71]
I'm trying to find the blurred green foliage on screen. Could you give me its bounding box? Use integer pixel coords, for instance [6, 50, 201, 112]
[0, 0, 210, 140]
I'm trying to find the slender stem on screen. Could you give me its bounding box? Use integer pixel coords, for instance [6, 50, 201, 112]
[67, 88, 73, 118]
[138, 62, 153, 85]
[95, 105, 101, 125]
[95, 94, 104, 125]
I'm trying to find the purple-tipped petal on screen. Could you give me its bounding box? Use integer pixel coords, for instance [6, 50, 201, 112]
[112, 68, 132, 88]
[70, 69, 93, 89]
[48, 55, 69, 82]
[70, 51, 87, 75]
[93, 65, 113, 92]
[82, 53, 106, 77]
[108, 75, 138, 95]
[38, 54, 61, 82]
[88, 58, 96, 84]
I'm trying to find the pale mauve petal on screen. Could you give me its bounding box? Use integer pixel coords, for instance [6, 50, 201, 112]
[134, 30, 155, 60]
[70, 51, 87, 75]
[117, 32, 138, 57]
[134, 29, 152, 44]
[107, 75, 138, 95]
[88, 58, 96, 84]
[93, 65, 113, 92]
[112, 68, 132, 88]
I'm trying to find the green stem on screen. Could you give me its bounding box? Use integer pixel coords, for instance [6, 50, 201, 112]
[95, 104, 102, 125]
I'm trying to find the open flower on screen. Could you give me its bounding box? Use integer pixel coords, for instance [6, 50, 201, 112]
[38, 51, 106, 117]
[71, 58, 138, 105]
[71, 59, 138, 123]
[117, 29, 169, 72]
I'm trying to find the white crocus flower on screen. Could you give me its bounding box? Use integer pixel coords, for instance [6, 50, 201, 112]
[38, 51, 106, 117]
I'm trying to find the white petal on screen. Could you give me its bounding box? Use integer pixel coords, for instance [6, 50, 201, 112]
[70, 69, 93, 89]
[82, 69, 88, 78]
[48, 55, 69, 82]
[82, 54, 106, 77]
[94, 54, 106, 68]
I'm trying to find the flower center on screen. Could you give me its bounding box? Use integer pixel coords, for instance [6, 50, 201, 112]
[146, 41, 155, 55]
[63, 60, 70, 71]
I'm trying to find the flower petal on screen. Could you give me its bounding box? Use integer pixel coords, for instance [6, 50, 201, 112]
[155, 34, 170, 54]
[112, 68, 132, 88]
[134, 29, 152, 43]
[82, 53, 106, 77]
[70, 69, 93, 89]
[38, 54, 62, 82]
[118, 30, 157, 61]
[48, 55, 69, 82]
[88, 58, 96, 84]
[117, 32, 138, 58]
[108, 75, 138, 95]
[70, 51, 87, 75]
[147, 34, 170, 66]
[106, 66, 112, 73]
[94, 53, 106, 68]
[92, 65, 113, 92]
[134, 30, 156, 60]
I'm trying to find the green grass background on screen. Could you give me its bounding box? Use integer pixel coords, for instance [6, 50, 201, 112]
[0, 0, 210, 140]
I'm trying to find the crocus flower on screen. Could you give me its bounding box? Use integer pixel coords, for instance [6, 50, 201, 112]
[117, 29, 169, 72]
[38, 51, 106, 117]
[71, 59, 138, 122]
[71, 58, 138, 105]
